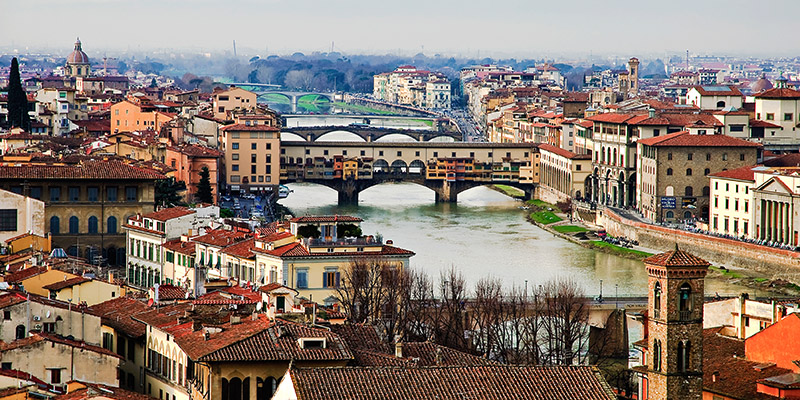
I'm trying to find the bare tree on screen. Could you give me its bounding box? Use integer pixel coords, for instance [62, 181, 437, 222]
[538, 278, 590, 365]
[256, 66, 276, 85]
[334, 256, 387, 324]
[284, 69, 314, 90]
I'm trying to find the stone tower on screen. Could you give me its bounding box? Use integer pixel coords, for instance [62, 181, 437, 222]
[628, 57, 640, 95]
[644, 245, 708, 400]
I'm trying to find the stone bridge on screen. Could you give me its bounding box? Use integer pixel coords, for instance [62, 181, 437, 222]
[228, 83, 335, 112]
[280, 141, 540, 205]
[281, 126, 462, 143]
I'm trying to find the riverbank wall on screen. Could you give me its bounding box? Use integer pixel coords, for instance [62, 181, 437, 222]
[599, 208, 800, 279]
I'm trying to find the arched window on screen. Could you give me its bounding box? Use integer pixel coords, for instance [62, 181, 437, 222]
[703, 186, 710, 196]
[69, 216, 79, 234]
[15, 325, 25, 339]
[722, 153, 728, 161]
[257, 377, 278, 400]
[229, 377, 242, 400]
[666, 168, 673, 176]
[677, 340, 691, 372]
[685, 186, 693, 197]
[679, 282, 692, 319]
[716, 100, 726, 108]
[107, 216, 117, 234]
[686, 168, 692, 176]
[666, 211, 674, 219]
[684, 210, 693, 219]
[666, 186, 674, 196]
[88, 216, 98, 234]
[653, 282, 662, 318]
[50, 216, 60, 235]
[704, 168, 710, 176]
[653, 339, 662, 372]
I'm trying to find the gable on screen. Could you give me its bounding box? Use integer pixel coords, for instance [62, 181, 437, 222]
[755, 177, 795, 195]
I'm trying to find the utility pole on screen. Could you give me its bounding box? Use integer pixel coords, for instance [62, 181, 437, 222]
[233, 40, 237, 57]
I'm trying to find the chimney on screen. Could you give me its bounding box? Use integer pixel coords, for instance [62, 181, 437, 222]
[395, 342, 403, 358]
[648, 108, 655, 118]
[230, 315, 241, 325]
[711, 371, 719, 383]
[434, 347, 443, 365]
[203, 331, 210, 340]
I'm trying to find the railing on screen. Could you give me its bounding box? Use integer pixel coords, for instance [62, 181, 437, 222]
[306, 236, 383, 247]
[679, 310, 692, 321]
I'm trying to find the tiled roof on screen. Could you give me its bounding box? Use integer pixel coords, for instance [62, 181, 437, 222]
[633, 113, 723, 128]
[88, 297, 149, 338]
[179, 144, 223, 158]
[402, 342, 497, 367]
[3, 265, 49, 283]
[253, 243, 414, 259]
[708, 165, 757, 182]
[162, 239, 196, 255]
[55, 382, 153, 400]
[0, 160, 165, 180]
[0, 292, 27, 309]
[220, 238, 256, 259]
[586, 113, 640, 124]
[643, 248, 711, 267]
[539, 144, 590, 160]
[143, 207, 195, 221]
[637, 131, 761, 148]
[749, 119, 782, 128]
[754, 88, 800, 99]
[197, 319, 353, 362]
[258, 282, 298, 294]
[156, 284, 189, 301]
[193, 230, 250, 247]
[703, 327, 790, 400]
[691, 85, 743, 97]
[192, 291, 258, 305]
[288, 365, 616, 400]
[290, 215, 363, 223]
[764, 153, 800, 167]
[42, 276, 90, 291]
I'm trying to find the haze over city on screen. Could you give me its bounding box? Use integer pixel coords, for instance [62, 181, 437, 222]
[3, 0, 800, 57]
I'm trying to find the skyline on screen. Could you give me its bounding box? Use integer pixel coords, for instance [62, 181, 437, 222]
[3, 0, 800, 58]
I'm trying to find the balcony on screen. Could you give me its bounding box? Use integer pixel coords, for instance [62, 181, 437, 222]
[679, 310, 692, 321]
[306, 236, 383, 247]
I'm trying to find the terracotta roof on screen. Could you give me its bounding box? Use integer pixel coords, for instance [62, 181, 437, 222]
[192, 291, 257, 305]
[754, 88, 800, 99]
[142, 207, 195, 221]
[55, 382, 153, 400]
[88, 297, 149, 338]
[539, 143, 590, 160]
[155, 284, 188, 301]
[222, 124, 280, 132]
[42, 276, 90, 291]
[764, 153, 800, 167]
[193, 230, 250, 247]
[253, 242, 414, 259]
[643, 248, 711, 267]
[708, 165, 758, 182]
[402, 342, 497, 367]
[287, 365, 616, 400]
[258, 282, 299, 294]
[3, 265, 49, 283]
[703, 328, 790, 400]
[197, 319, 353, 362]
[162, 239, 196, 256]
[637, 131, 761, 148]
[586, 113, 641, 124]
[749, 119, 782, 128]
[290, 215, 363, 223]
[691, 85, 743, 97]
[0, 160, 165, 180]
[220, 238, 256, 259]
[0, 292, 27, 309]
[633, 113, 723, 128]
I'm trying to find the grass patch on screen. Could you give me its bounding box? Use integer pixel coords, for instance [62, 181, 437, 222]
[709, 265, 745, 279]
[754, 277, 769, 283]
[493, 184, 525, 198]
[530, 211, 562, 225]
[589, 241, 653, 258]
[553, 225, 589, 234]
[297, 94, 331, 104]
[527, 199, 556, 208]
[332, 102, 394, 115]
[411, 118, 434, 127]
[259, 93, 292, 104]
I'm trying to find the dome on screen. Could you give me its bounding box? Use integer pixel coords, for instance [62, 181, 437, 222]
[751, 74, 773, 94]
[67, 38, 89, 65]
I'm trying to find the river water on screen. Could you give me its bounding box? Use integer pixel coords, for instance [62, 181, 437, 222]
[279, 182, 755, 297]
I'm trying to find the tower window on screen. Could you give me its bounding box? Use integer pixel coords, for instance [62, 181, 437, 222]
[653, 282, 661, 319]
[679, 282, 692, 320]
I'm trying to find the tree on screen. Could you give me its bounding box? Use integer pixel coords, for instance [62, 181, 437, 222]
[195, 166, 214, 204]
[7, 58, 30, 131]
[296, 225, 320, 238]
[337, 223, 362, 237]
[155, 178, 187, 207]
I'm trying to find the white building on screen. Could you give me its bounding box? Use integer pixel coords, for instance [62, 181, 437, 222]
[0, 188, 45, 244]
[686, 85, 743, 110]
[708, 165, 757, 238]
[753, 85, 800, 148]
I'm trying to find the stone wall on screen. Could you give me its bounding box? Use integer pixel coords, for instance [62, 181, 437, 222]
[600, 209, 800, 278]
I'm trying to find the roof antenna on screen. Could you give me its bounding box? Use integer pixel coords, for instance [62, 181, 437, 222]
[674, 242, 680, 251]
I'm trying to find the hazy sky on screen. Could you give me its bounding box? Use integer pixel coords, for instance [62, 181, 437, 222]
[2, 0, 800, 58]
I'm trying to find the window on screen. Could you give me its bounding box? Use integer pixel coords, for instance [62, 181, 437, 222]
[713, 216, 718, 229]
[50, 369, 62, 384]
[69, 216, 79, 234]
[107, 216, 117, 234]
[88, 187, 99, 202]
[102, 332, 113, 350]
[50, 187, 61, 201]
[744, 200, 749, 212]
[666, 211, 674, 219]
[734, 199, 739, 211]
[296, 269, 308, 289]
[684, 186, 693, 197]
[679, 282, 692, 317]
[666, 168, 673, 176]
[703, 186, 710, 196]
[232, 142, 239, 150]
[251, 165, 256, 174]
[653, 282, 661, 319]
[704, 168, 710, 176]
[0, 210, 17, 231]
[785, 113, 793, 121]
[653, 340, 662, 372]
[15, 325, 25, 339]
[251, 143, 257, 150]
[88, 216, 98, 234]
[653, 129, 660, 137]
[667, 153, 672, 160]
[232, 153, 239, 160]
[322, 269, 340, 288]
[107, 187, 118, 201]
[677, 341, 691, 372]
[232, 164, 239, 171]
[722, 153, 728, 161]
[3, 311, 10, 320]
[0, 363, 10, 370]
[686, 168, 692, 176]
[706, 153, 711, 161]
[766, 113, 774, 120]
[687, 153, 693, 161]
[69, 187, 80, 202]
[740, 153, 745, 161]
[126, 187, 137, 202]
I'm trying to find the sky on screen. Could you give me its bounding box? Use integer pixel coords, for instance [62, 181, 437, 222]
[2, 0, 800, 58]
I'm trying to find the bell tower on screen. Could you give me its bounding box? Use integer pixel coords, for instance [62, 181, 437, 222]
[628, 57, 640, 95]
[644, 245, 708, 400]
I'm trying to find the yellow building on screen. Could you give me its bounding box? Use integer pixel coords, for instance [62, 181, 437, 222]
[43, 276, 122, 306]
[212, 87, 258, 120]
[221, 115, 281, 193]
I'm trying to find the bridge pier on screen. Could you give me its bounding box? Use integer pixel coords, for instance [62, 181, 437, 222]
[338, 190, 359, 206]
[434, 181, 459, 203]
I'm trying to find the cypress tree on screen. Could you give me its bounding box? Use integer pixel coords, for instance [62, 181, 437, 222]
[7, 58, 30, 131]
[196, 166, 214, 204]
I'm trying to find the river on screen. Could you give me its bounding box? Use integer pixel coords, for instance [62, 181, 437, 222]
[278, 182, 757, 297]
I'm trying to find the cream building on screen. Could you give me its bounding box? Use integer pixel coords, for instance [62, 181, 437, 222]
[0, 188, 45, 245]
[222, 114, 281, 193]
[708, 165, 757, 238]
[538, 144, 592, 203]
[753, 84, 800, 149]
[752, 166, 800, 246]
[685, 85, 743, 110]
[373, 66, 451, 109]
[212, 86, 258, 120]
[0, 292, 102, 345]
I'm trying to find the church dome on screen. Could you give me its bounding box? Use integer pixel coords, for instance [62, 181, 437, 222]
[751, 74, 773, 94]
[67, 38, 89, 65]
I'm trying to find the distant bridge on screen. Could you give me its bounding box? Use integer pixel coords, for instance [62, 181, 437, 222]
[280, 141, 538, 205]
[228, 83, 335, 112]
[281, 126, 461, 143]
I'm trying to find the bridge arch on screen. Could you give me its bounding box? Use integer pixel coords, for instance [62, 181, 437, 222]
[373, 159, 389, 173]
[280, 131, 307, 142]
[296, 93, 333, 103]
[374, 133, 418, 142]
[426, 135, 458, 143]
[409, 160, 425, 174]
[257, 92, 292, 103]
[390, 160, 408, 173]
[315, 130, 367, 142]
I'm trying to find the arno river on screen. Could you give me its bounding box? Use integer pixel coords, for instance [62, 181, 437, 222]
[280, 182, 757, 297]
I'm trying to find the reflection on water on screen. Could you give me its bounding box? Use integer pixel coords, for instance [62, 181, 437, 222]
[280, 182, 759, 297]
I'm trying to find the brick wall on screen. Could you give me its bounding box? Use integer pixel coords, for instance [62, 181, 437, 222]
[600, 209, 800, 277]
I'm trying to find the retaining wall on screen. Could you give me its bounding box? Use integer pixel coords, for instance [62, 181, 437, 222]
[600, 209, 800, 279]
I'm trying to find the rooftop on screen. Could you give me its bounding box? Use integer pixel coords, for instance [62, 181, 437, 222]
[0, 160, 165, 180]
[637, 131, 761, 148]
